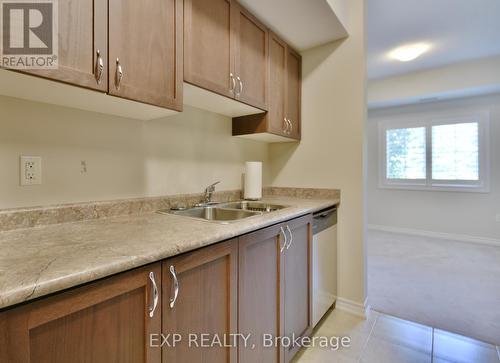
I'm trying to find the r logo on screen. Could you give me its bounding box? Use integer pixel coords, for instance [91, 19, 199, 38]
[2, 2, 53, 54]
[0, 0, 58, 68]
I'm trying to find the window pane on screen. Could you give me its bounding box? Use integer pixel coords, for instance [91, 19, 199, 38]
[432, 122, 479, 180]
[386, 127, 426, 179]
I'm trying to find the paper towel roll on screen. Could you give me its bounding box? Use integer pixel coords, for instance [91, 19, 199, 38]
[244, 161, 262, 200]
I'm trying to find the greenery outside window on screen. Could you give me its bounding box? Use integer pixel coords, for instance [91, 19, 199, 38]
[379, 112, 490, 192]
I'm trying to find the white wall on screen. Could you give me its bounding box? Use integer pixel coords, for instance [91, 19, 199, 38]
[0, 96, 269, 209]
[269, 0, 367, 306]
[367, 94, 500, 241]
[368, 56, 500, 109]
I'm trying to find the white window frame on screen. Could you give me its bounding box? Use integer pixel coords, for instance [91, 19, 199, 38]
[378, 111, 490, 193]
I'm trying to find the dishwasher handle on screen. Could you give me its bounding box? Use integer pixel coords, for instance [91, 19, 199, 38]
[313, 206, 337, 234]
[314, 207, 337, 219]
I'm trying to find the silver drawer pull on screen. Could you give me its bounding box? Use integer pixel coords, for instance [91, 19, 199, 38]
[286, 225, 293, 249]
[95, 49, 104, 85]
[280, 226, 287, 253]
[148, 271, 159, 318]
[169, 265, 179, 309]
[115, 58, 123, 90]
[288, 119, 293, 134]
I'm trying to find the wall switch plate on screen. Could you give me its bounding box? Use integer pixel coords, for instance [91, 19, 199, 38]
[496, 214, 500, 223]
[20, 156, 42, 186]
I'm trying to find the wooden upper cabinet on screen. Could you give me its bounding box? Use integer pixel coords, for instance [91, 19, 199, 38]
[238, 224, 285, 363]
[232, 3, 269, 110]
[283, 215, 313, 362]
[286, 48, 302, 140]
[108, 0, 182, 110]
[24, 0, 108, 91]
[162, 239, 238, 363]
[232, 33, 301, 142]
[184, 0, 234, 98]
[184, 0, 268, 110]
[268, 32, 288, 136]
[0, 263, 162, 363]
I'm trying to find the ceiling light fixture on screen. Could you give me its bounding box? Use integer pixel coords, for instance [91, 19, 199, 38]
[388, 43, 431, 62]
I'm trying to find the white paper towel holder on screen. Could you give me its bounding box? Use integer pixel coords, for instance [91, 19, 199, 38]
[244, 161, 262, 200]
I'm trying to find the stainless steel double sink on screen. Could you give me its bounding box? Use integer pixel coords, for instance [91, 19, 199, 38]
[157, 201, 288, 224]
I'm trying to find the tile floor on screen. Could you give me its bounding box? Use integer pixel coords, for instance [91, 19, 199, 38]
[293, 309, 500, 363]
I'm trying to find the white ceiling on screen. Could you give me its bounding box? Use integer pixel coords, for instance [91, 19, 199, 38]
[239, 0, 347, 51]
[368, 0, 500, 79]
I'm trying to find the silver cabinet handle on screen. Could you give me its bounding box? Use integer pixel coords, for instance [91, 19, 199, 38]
[95, 49, 104, 85]
[235, 76, 243, 98]
[286, 225, 293, 249]
[280, 226, 288, 253]
[115, 58, 123, 90]
[238, 77, 243, 96]
[148, 271, 159, 318]
[287, 119, 292, 135]
[283, 118, 288, 133]
[229, 73, 236, 93]
[286, 119, 291, 135]
[169, 265, 179, 309]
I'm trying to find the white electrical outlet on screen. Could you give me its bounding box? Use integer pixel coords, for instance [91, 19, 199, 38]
[20, 156, 42, 186]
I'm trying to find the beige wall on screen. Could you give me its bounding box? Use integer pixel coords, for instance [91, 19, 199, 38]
[367, 93, 500, 241]
[368, 56, 500, 108]
[269, 0, 367, 305]
[0, 96, 269, 209]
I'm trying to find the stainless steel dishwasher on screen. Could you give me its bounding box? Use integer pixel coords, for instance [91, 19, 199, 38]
[312, 206, 338, 327]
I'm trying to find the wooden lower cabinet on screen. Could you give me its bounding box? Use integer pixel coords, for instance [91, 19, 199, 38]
[238, 223, 285, 363]
[0, 263, 162, 363]
[283, 215, 313, 362]
[0, 215, 313, 363]
[238, 214, 313, 363]
[162, 239, 238, 363]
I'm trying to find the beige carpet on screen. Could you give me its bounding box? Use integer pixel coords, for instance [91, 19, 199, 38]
[367, 230, 500, 345]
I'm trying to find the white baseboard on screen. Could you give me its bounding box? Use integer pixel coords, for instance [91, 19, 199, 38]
[335, 297, 371, 318]
[368, 224, 500, 248]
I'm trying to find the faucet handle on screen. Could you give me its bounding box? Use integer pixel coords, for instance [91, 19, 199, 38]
[206, 181, 221, 192]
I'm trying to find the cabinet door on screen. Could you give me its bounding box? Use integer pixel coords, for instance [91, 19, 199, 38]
[162, 239, 238, 363]
[24, 0, 108, 91]
[108, 0, 182, 110]
[286, 48, 301, 140]
[232, 3, 269, 110]
[0, 263, 162, 363]
[268, 32, 288, 136]
[238, 224, 286, 363]
[184, 0, 234, 98]
[283, 214, 313, 362]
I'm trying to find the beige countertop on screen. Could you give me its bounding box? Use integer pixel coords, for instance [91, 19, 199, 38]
[0, 196, 338, 310]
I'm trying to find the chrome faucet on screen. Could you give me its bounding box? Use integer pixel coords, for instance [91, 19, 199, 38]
[203, 181, 220, 204]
